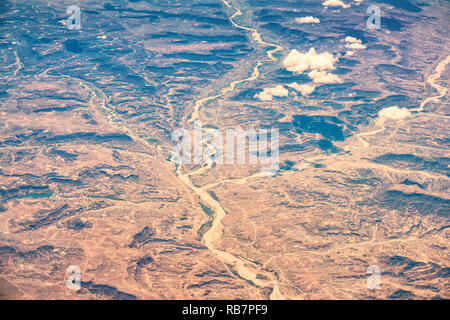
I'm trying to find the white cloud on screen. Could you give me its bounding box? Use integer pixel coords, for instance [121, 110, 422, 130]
[378, 106, 411, 120]
[255, 85, 289, 101]
[287, 82, 316, 96]
[283, 48, 342, 91]
[344, 36, 359, 43]
[343, 36, 366, 49]
[308, 70, 342, 84]
[345, 51, 355, 56]
[295, 16, 320, 24]
[283, 48, 337, 74]
[322, 0, 350, 8]
[345, 42, 366, 49]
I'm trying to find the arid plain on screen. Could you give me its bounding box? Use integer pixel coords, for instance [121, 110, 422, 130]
[0, 0, 448, 299]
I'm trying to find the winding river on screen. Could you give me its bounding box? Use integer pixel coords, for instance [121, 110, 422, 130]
[175, 0, 286, 300]
[357, 53, 450, 147]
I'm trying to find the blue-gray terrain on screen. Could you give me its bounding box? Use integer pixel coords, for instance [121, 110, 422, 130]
[0, 0, 448, 300]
